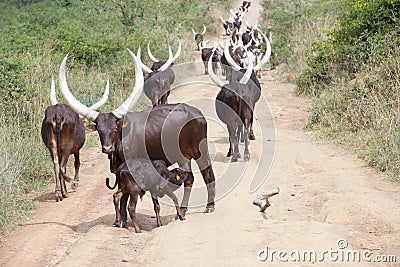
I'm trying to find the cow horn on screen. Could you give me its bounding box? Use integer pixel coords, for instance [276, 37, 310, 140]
[199, 41, 204, 51]
[147, 41, 159, 62]
[59, 54, 100, 121]
[208, 50, 225, 87]
[171, 39, 181, 63]
[50, 75, 58, 105]
[136, 46, 153, 74]
[88, 79, 109, 110]
[192, 28, 196, 35]
[201, 24, 206, 35]
[158, 45, 173, 72]
[253, 31, 271, 71]
[112, 49, 144, 118]
[239, 52, 254, 84]
[224, 37, 241, 71]
[220, 16, 226, 25]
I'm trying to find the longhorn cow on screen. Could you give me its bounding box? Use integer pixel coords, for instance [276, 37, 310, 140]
[41, 75, 108, 201]
[58, 51, 216, 226]
[137, 41, 181, 107]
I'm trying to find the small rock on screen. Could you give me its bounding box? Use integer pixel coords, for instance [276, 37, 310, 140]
[287, 208, 294, 211]
[290, 193, 295, 196]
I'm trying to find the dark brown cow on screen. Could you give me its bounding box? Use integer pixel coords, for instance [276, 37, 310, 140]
[199, 40, 219, 75]
[113, 159, 188, 232]
[58, 51, 216, 221]
[137, 41, 180, 106]
[192, 25, 206, 51]
[208, 50, 254, 161]
[223, 32, 271, 140]
[41, 76, 108, 201]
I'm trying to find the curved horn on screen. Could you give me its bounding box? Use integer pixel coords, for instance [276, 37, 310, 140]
[147, 41, 159, 62]
[59, 54, 99, 121]
[253, 31, 272, 71]
[224, 38, 241, 71]
[112, 49, 144, 118]
[201, 24, 207, 35]
[239, 52, 254, 84]
[88, 79, 109, 110]
[220, 16, 226, 24]
[50, 75, 58, 105]
[208, 49, 225, 87]
[136, 46, 153, 74]
[192, 28, 196, 35]
[158, 45, 173, 72]
[171, 39, 181, 62]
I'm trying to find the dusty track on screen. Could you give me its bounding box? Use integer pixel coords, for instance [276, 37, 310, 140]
[1, 0, 399, 266]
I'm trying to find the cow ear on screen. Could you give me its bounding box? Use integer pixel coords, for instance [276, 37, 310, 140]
[84, 124, 97, 132]
[117, 120, 130, 128]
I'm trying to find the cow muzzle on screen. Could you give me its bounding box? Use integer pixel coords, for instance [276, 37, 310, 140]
[102, 145, 114, 154]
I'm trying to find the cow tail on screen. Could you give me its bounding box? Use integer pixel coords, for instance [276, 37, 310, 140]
[106, 175, 118, 190]
[55, 112, 62, 166]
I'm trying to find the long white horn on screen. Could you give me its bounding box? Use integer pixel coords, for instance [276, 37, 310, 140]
[112, 50, 144, 118]
[224, 38, 241, 71]
[88, 79, 109, 110]
[254, 31, 271, 71]
[220, 16, 226, 24]
[192, 28, 196, 35]
[158, 45, 173, 72]
[201, 24, 207, 35]
[50, 75, 58, 105]
[208, 49, 225, 87]
[59, 54, 99, 121]
[147, 41, 159, 62]
[136, 46, 153, 74]
[239, 52, 253, 84]
[171, 39, 181, 62]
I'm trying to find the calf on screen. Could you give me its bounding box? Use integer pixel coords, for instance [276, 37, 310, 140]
[113, 159, 188, 232]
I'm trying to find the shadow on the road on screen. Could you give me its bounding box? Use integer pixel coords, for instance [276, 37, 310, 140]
[18, 212, 180, 234]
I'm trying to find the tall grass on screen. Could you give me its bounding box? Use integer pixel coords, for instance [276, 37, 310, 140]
[260, 0, 400, 181]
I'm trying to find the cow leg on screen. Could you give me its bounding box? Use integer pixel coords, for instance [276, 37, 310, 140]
[71, 151, 80, 190]
[127, 192, 141, 233]
[249, 111, 256, 140]
[49, 145, 63, 202]
[164, 187, 185, 220]
[179, 162, 194, 217]
[59, 153, 72, 198]
[113, 189, 124, 227]
[151, 194, 162, 227]
[119, 193, 129, 228]
[204, 62, 208, 75]
[228, 125, 240, 162]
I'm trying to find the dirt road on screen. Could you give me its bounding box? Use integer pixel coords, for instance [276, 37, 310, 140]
[1, 0, 399, 266]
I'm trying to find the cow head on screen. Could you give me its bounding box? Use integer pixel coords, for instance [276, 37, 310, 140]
[58, 50, 144, 155]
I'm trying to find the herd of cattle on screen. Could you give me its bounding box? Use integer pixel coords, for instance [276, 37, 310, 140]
[41, 0, 272, 232]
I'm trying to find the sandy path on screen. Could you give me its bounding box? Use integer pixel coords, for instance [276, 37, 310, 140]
[1, 0, 399, 266]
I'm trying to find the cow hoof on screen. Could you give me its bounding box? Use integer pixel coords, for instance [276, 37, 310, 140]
[175, 214, 186, 220]
[244, 153, 250, 161]
[113, 220, 121, 227]
[204, 207, 215, 213]
[120, 221, 127, 228]
[249, 133, 256, 140]
[231, 157, 238, 162]
[71, 181, 78, 190]
[226, 151, 231, 157]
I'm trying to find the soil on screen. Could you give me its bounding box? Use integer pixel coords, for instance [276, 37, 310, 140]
[1, 0, 399, 266]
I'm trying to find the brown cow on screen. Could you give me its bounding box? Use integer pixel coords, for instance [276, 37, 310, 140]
[41, 76, 108, 201]
[58, 51, 216, 220]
